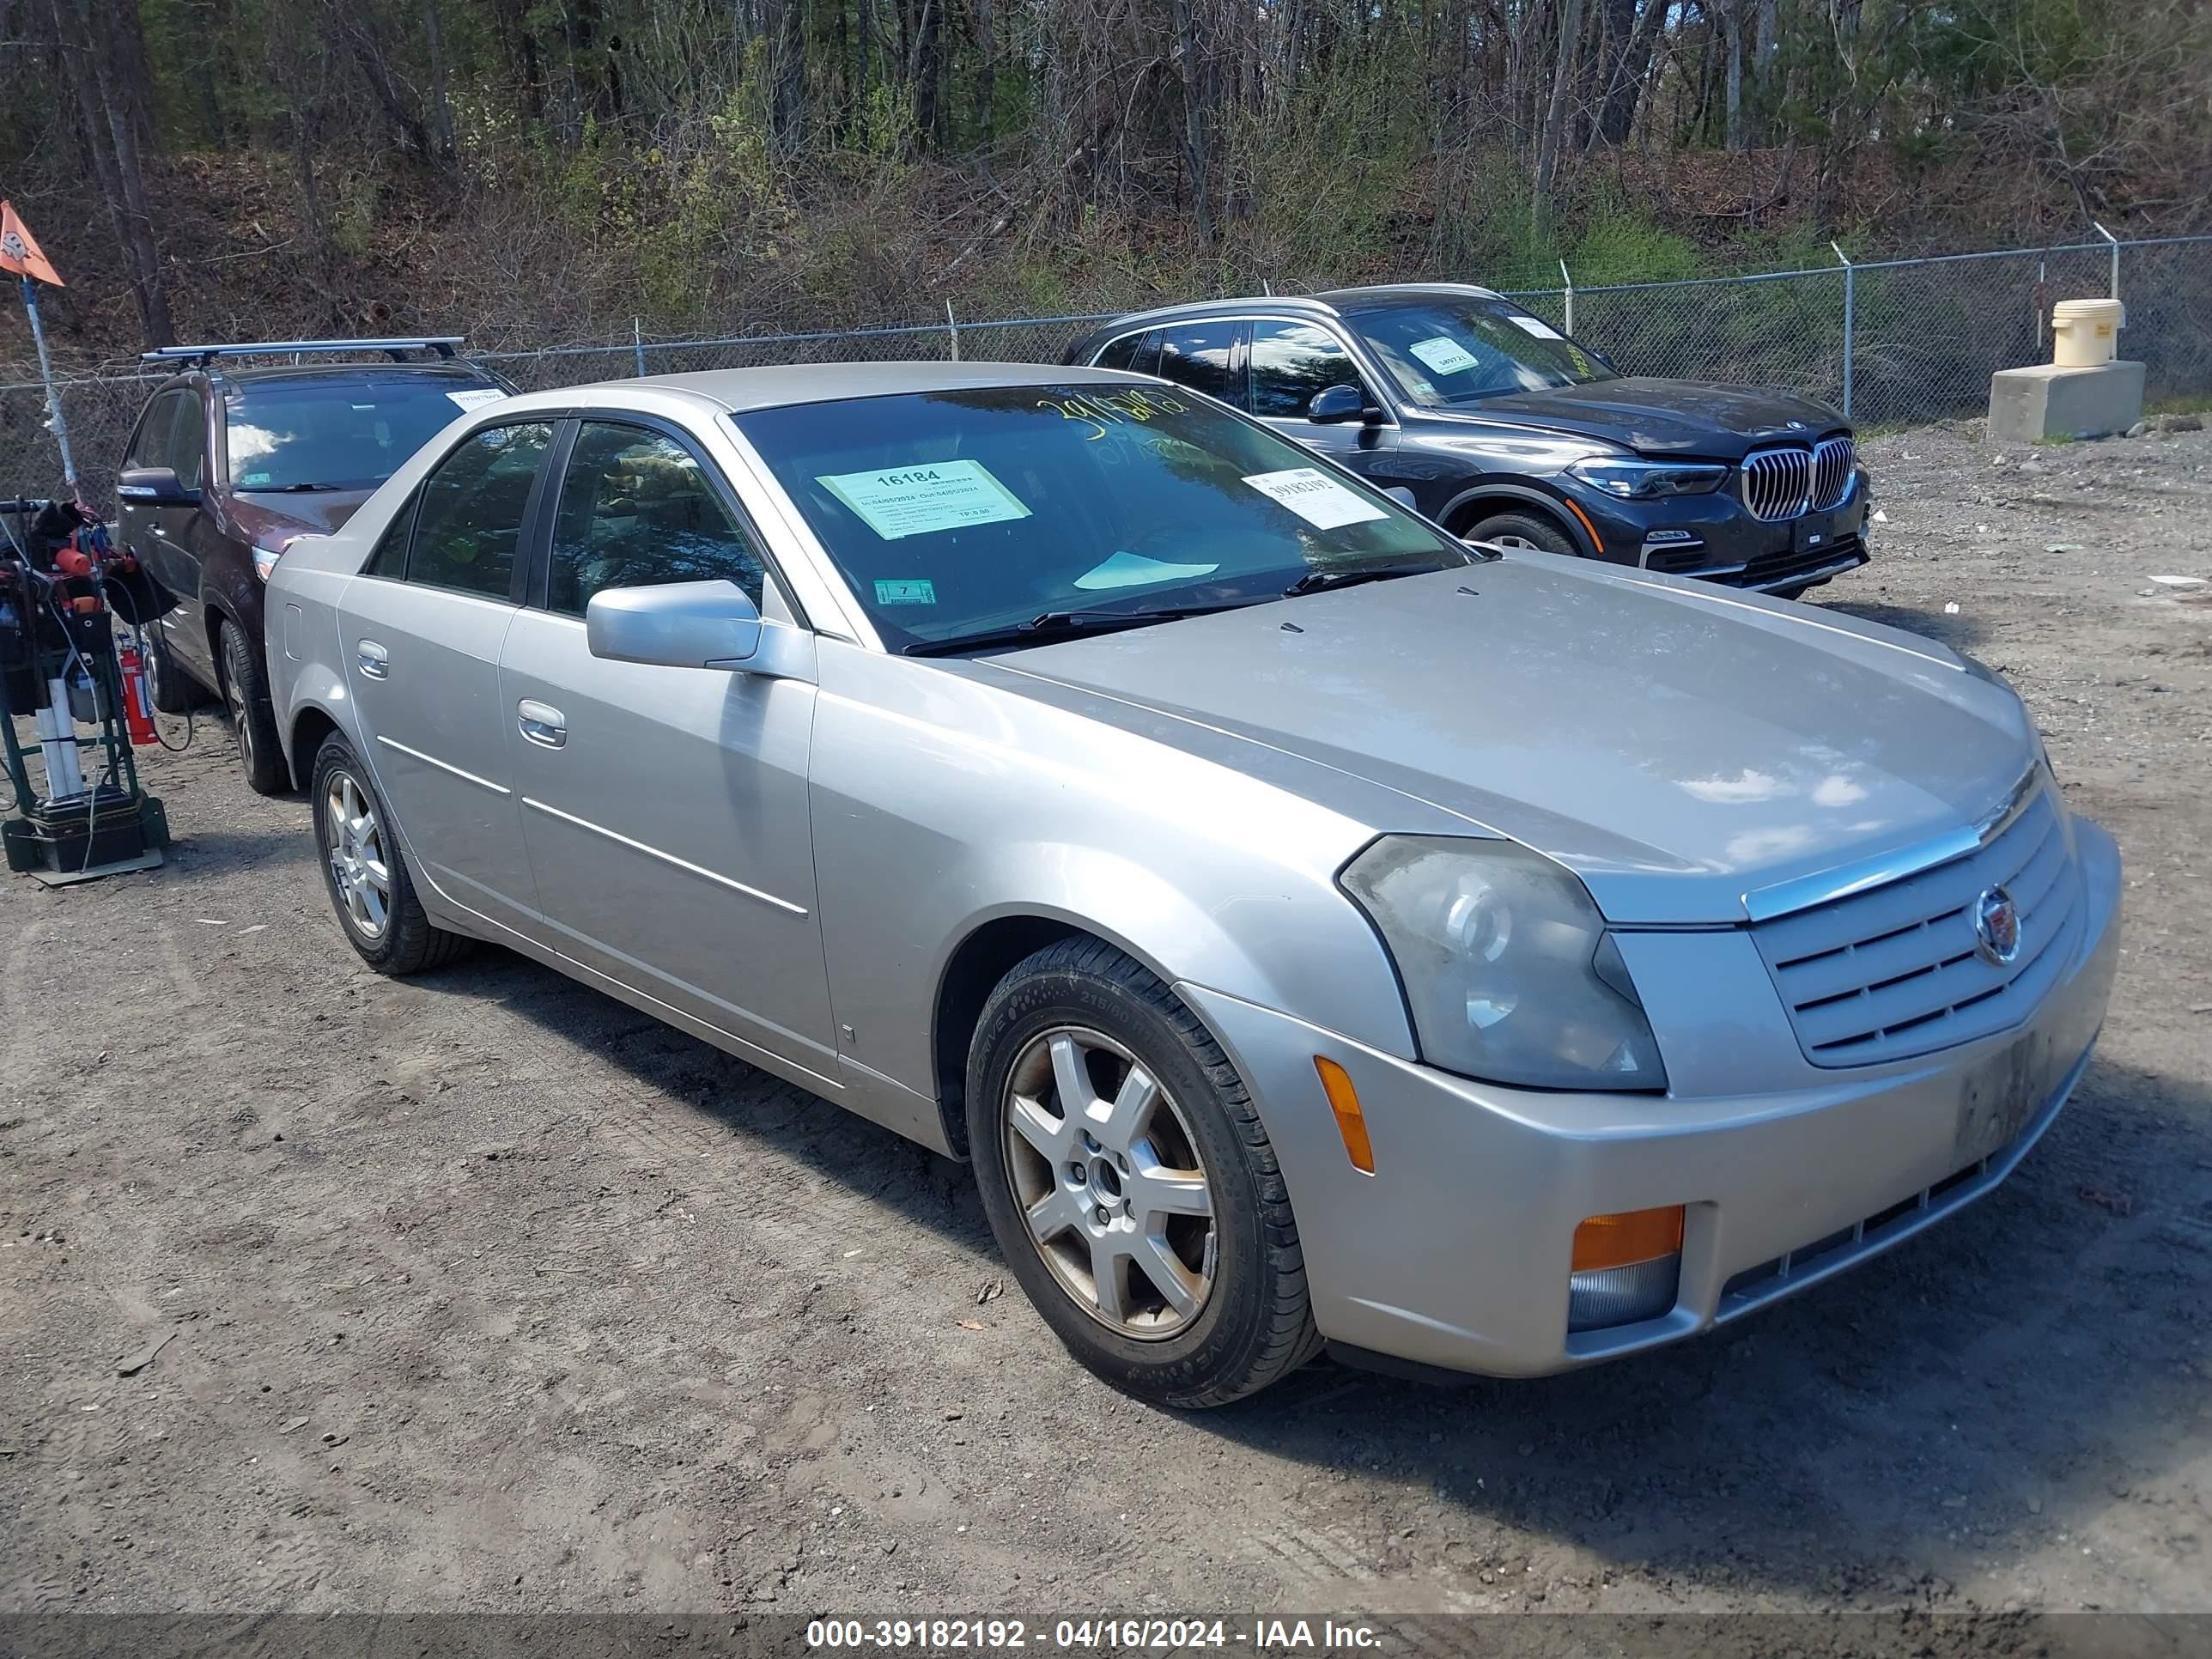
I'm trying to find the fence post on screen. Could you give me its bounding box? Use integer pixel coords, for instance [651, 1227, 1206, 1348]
[1831, 242, 1855, 419]
[946, 300, 960, 362]
[633, 317, 646, 377]
[1559, 259, 1574, 337]
[2091, 222, 2119, 302]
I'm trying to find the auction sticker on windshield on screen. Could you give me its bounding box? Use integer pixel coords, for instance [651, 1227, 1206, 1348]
[1243, 468, 1389, 531]
[1509, 314, 1566, 341]
[447, 388, 508, 411]
[818, 459, 1032, 541]
[1407, 336, 1481, 376]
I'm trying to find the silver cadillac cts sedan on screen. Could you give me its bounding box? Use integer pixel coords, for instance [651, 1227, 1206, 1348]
[267, 362, 2120, 1407]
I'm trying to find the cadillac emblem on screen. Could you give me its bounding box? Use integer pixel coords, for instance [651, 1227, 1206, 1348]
[1973, 886, 2021, 966]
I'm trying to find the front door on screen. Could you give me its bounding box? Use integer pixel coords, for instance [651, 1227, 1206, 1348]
[119, 389, 215, 678]
[497, 419, 836, 1078]
[340, 420, 553, 936]
[1246, 319, 1398, 481]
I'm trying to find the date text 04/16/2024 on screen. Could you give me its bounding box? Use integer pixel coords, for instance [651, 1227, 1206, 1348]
[804, 1619, 1384, 1650]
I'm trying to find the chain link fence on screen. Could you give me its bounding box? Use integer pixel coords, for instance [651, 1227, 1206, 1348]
[8, 235, 2209, 506]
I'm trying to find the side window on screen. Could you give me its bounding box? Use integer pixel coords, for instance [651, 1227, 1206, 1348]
[546, 422, 766, 617]
[407, 422, 553, 600]
[127, 391, 184, 471]
[1154, 321, 1238, 404]
[1249, 321, 1365, 419]
[363, 489, 418, 580]
[170, 393, 208, 490]
[1093, 333, 1143, 372]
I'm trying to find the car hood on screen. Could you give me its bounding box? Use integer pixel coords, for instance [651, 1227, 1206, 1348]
[1426, 376, 1846, 460]
[229, 488, 375, 543]
[978, 560, 2034, 924]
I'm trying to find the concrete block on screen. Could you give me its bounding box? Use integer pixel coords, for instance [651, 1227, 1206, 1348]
[1989, 360, 2145, 443]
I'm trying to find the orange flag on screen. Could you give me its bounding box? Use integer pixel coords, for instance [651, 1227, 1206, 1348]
[0, 202, 64, 287]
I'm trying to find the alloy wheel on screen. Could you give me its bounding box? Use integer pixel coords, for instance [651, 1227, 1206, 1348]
[1000, 1025, 1216, 1339]
[323, 769, 392, 941]
[225, 671, 253, 770]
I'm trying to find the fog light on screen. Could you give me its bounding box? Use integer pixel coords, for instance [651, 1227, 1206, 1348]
[1567, 1206, 1684, 1332]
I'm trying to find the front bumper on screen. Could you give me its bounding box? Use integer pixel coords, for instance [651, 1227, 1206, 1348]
[1179, 819, 2121, 1379]
[1574, 468, 1872, 593]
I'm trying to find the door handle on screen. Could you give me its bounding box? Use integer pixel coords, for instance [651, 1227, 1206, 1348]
[517, 700, 567, 749]
[356, 640, 389, 680]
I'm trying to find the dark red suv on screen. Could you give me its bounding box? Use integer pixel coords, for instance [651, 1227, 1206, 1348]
[116, 339, 511, 792]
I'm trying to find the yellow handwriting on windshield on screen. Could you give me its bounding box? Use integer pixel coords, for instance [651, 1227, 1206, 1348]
[1036, 388, 1190, 441]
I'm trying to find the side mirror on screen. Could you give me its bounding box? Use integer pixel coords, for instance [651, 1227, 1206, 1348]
[586, 580, 762, 669]
[116, 465, 199, 508]
[1307, 384, 1379, 426]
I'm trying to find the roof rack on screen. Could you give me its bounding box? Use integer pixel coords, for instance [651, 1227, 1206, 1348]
[140, 337, 465, 368]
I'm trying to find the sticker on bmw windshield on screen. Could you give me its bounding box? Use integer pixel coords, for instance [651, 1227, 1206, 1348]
[447, 387, 507, 411]
[873, 578, 938, 605]
[1407, 336, 1480, 376]
[1508, 314, 1566, 341]
[1242, 468, 1389, 531]
[817, 459, 1032, 541]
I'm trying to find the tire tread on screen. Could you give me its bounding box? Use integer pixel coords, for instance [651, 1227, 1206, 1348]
[989, 937, 1322, 1407]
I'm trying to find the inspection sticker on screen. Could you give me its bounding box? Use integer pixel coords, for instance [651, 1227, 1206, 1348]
[1407, 336, 1480, 376]
[1242, 468, 1388, 531]
[447, 387, 508, 411]
[1508, 313, 1566, 341]
[817, 459, 1031, 541]
[873, 578, 937, 605]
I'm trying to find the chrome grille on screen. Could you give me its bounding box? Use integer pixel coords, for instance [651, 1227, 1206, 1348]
[1739, 447, 1812, 521]
[1811, 434, 1856, 510]
[1752, 783, 2081, 1066]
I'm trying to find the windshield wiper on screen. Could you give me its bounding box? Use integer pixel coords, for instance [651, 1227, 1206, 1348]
[249, 482, 345, 493]
[1282, 562, 1449, 599]
[903, 601, 1249, 658]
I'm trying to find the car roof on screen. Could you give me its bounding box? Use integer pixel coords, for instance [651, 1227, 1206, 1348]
[496, 360, 1147, 417]
[1089, 283, 1507, 333]
[216, 362, 501, 385]
[1316, 282, 1504, 310]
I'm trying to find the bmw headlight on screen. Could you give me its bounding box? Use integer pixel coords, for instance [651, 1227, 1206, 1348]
[1340, 837, 1668, 1092]
[1565, 456, 1728, 500]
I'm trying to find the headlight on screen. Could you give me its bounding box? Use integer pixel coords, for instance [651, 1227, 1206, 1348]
[252, 536, 301, 582]
[1340, 837, 1667, 1091]
[1566, 456, 1728, 500]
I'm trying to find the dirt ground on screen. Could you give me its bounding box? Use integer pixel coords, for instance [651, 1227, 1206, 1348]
[3, 419, 2209, 1631]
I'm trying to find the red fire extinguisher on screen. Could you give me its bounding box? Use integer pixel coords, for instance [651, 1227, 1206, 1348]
[118, 634, 160, 749]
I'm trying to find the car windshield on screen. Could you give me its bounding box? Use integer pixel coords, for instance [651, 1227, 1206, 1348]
[733, 383, 1468, 652]
[1352, 297, 1614, 409]
[225, 374, 505, 491]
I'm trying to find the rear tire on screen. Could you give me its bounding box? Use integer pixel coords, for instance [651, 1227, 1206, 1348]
[218, 621, 289, 795]
[311, 732, 474, 976]
[143, 623, 198, 714]
[1463, 509, 1581, 558]
[965, 937, 1322, 1408]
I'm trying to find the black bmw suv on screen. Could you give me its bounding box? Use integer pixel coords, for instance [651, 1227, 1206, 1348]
[116, 339, 511, 793]
[1065, 284, 1869, 599]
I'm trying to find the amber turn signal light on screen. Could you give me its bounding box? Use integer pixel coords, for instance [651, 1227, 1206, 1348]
[1571, 1205, 1685, 1273]
[1313, 1057, 1375, 1175]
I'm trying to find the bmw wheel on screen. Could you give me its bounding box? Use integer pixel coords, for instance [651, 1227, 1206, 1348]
[1464, 509, 1580, 558]
[965, 938, 1322, 1407]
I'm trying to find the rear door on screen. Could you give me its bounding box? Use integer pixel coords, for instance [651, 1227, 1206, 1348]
[497, 416, 836, 1077]
[340, 420, 552, 936]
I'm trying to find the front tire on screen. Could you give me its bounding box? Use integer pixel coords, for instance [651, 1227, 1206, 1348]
[1463, 509, 1581, 558]
[217, 621, 289, 794]
[311, 732, 473, 976]
[965, 938, 1322, 1408]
